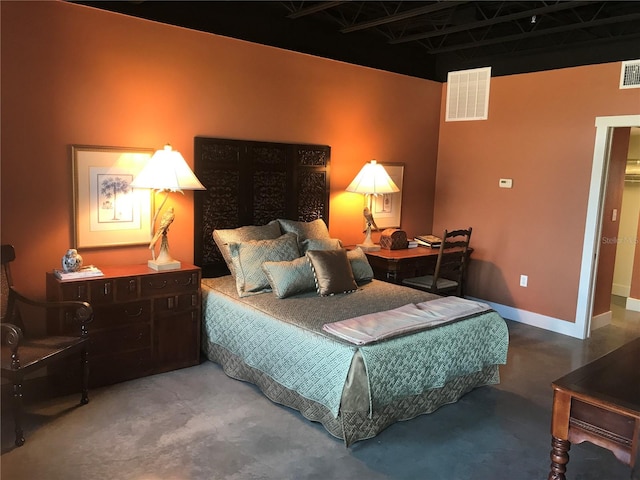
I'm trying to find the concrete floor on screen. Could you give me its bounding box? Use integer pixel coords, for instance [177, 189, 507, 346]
[1, 298, 639, 480]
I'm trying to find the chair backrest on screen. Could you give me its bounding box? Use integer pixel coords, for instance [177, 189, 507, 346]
[1, 245, 16, 319]
[1, 244, 24, 332]
[432, 228, 472, 291]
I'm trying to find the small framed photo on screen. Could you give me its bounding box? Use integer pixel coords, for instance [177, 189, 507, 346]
[72, 145, 154, 248]
[370, 162, 404, 229]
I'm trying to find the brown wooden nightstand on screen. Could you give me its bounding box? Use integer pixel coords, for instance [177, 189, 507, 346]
[364, 246, 473, 284]
[46, 264, 201, 388]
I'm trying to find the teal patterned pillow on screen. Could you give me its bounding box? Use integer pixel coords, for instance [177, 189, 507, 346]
[300, 237, 342, 254]
[229, 232, 300, 297]
[347, 247, 374, 284]
[213, 221, 282, 277]
[262, 256, 316, 299]
[277, 218, 330, 242]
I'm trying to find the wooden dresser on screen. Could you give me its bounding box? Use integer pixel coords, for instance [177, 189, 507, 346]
[46, 264, 201, 388]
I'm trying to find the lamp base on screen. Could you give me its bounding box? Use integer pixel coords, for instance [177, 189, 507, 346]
[357, 223, 380, 251]
[356, 243, 381, 252]
[148, 258, 181, 271]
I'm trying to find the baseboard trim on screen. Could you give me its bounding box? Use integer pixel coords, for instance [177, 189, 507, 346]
[591, 310, 612, 330]
[468, 297, 586, 339]
[612, 283, 631, 298]
[627, 296, 640, 312]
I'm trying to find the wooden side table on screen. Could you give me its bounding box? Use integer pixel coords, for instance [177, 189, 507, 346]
[46, 264, 201, 388]
[549, 337, 640, 479]
[364, 246, 473, 284]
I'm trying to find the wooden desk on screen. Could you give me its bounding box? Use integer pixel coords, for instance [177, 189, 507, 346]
[364, 246, 472, 285]
[549, 337, 640, 480]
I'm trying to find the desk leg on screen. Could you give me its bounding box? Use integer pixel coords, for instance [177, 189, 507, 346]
[549, 436, 570, 480]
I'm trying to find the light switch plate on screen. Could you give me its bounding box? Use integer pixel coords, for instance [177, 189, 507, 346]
[499, 178, 513, 188]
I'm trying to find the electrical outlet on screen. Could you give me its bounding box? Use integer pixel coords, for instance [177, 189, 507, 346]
[520, 275, 528, 287]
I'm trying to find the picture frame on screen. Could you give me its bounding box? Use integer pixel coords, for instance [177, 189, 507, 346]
[72, 145, 154, 248]
[367, 162, 404, 230]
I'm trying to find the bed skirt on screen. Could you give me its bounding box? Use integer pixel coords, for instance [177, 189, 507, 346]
[206, 342, 500, 446]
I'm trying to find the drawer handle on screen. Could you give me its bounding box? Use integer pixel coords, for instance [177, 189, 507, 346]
[103, 282, 111, 296]
[174, 277, 193, 287]
[125, 307, 143, 317]
[128, 279, 136, 293]
[76, 285, 86, 299]
[167, 296, 179, 309]
[147, 280, 167, 289]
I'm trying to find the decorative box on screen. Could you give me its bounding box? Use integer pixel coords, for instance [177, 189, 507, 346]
[379, 228, 408, 250]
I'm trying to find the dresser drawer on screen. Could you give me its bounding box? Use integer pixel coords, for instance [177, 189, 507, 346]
[89, 323, 151, 356]
[91, 301, 151, 329]
[141, 270, 200, 296]
[58, 278, 115, 304]
[114, 276, 140, 302]
[153, 292, 200, 314]
[90, 349, 153, 387]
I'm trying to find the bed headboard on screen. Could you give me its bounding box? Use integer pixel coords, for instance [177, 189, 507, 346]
[194, 136, 331, 277]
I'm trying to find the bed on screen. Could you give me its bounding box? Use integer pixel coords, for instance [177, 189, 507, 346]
[193, 136, 509, 446]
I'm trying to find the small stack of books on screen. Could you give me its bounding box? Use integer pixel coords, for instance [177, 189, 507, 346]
[414, 235, 442, 248]
[407, 240, 418, 248]
[54, 265, 104, 280]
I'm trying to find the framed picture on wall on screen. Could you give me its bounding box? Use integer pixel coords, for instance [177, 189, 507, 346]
[72, 145, 154, 248]
[365, 162, 404, 230]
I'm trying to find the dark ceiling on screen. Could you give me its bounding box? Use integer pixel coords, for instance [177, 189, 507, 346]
[77, 1, 640, 82]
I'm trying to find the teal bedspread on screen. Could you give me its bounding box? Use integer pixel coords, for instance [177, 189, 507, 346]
[202, 277, 509, 418]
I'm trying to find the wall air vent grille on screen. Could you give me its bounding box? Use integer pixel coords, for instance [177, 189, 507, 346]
[620, 60, 640, 89]
[446, 67, 491, 122]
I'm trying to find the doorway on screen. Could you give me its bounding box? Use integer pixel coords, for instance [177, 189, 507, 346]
[575, 115, 640, 339]
[592, 127, 639, 329]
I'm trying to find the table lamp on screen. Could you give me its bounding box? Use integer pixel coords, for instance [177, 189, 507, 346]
[346, 160, 399, 251]
[131, 144, 205, 270]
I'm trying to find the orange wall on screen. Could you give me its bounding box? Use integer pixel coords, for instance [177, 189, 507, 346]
[435, 65, 640, 322]
[1, 1, 441, 298]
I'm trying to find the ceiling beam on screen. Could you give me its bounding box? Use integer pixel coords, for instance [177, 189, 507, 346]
[286, 1, 346, 19]
[389, 1, 593, 44]
[341, 1, 466, 33]
[424, 13, 640, 54]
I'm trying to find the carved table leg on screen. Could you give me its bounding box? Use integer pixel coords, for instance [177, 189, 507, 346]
[12, 381, 25, 446]
[549, 436, 570, 480]
[80, 349, 90, 405]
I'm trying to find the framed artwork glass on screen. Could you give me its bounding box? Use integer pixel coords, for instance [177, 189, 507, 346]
[368, 162, 404, 230]
[72, 145, 154, 248]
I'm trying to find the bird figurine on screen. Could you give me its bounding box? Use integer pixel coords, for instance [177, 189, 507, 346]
[363, 206, 379, 232]
[149, 207, 175, 251]
[61, 248, 83, 273]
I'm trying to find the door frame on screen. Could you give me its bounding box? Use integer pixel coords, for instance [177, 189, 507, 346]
[576, 115, 640, 339]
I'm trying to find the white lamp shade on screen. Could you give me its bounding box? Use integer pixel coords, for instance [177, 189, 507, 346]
[346, 160, 400, 195]
[131, 144, 205, 192]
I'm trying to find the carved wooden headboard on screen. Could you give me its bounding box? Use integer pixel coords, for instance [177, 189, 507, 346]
[193, 136, 331, 277]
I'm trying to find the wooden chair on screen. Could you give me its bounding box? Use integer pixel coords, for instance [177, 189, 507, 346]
[402, 228, 472, 297]
[0, 244, 92, 446]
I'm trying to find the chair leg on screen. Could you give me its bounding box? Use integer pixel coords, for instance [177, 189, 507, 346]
[80, 348, 89, 405]
[12, 380, 25, 447]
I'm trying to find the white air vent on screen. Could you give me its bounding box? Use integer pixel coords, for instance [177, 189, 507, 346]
[446, 67, 491, 122]
[620, 60, 640, 89]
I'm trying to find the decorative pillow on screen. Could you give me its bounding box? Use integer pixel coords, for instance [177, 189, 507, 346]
[229, 233, 300, 297]
[300, 237, 342, 254]
[347, 247, 374, 284]
[278, 218, 330, 242]
[213, 221, 281, 276]
[262, 256, 316, 299]
[306, 249, 358, 296]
